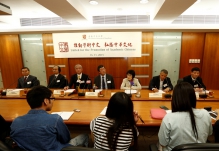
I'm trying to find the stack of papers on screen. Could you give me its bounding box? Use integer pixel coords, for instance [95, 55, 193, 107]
[125, 90, 137, 94]
[51, 111, 74, 120]
[100, 107, 107, 115]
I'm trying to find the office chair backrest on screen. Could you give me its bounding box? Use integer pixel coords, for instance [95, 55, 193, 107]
[172, 143, 219, 151]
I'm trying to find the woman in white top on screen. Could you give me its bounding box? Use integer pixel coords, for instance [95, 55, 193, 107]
[120, 70, 141, 90]
[158, 82, 212, 151]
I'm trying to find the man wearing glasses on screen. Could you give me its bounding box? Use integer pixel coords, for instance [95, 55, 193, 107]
[10, 86, 89, 151]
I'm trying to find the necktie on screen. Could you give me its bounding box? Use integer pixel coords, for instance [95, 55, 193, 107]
[24, 76, 27, 82]
[78, 75, 80, 80]
[102, 76, 105, 89]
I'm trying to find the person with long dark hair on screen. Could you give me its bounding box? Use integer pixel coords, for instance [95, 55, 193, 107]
[90, 92, 139, 150]
[158, 82, 212, 151]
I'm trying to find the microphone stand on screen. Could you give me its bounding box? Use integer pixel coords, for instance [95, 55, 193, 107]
[78, 77, 88, 96]
[127, 80, 132, 97]
[47, 76, 56, 88]
[164, 78, 172, 98]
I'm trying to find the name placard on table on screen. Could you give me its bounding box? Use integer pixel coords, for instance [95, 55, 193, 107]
[6, 89, 22, 96]
[149, 93, 162, 98]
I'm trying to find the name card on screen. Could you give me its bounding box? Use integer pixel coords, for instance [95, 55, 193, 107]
[85, 92, 98, 96]
[149, 93, 162, 98]
[53, 90, 63, 95]
[6, 89, 21, 96]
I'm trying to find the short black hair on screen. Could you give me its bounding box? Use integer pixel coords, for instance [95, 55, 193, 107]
[22, 67, 30, 71]
[26, 86, 52, 109]
[126, 70, 135, 79]
[97, 65, 104, 72]
[191, 67, 200, 72]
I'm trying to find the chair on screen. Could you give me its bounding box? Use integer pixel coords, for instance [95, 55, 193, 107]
[61, 146, 104, 151]
[172, 143, 219, 151]
[149, 143, 219, 151]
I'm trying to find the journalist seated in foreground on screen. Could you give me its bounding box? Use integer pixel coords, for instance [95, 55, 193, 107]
[158, 82, 212, 151]
[90, 92, 139, 150]
[10, 85, 89, 151]
[120, 70, 141, 90]
[149, 69, 173, 92]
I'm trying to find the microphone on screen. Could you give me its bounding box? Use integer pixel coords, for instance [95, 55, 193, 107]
[195, 79, 207, 98]
[164, 78, 171, 98]
[127, 80, 132, 97]
[78, 76, 89, 96]
[86, 77, 91, 91]
[47, 75, 56, 88]
[1, 79, 18, 96]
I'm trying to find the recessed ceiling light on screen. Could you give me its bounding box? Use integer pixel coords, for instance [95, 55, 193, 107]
[90, 0, 98, 5]
[140, 0, 149, 4]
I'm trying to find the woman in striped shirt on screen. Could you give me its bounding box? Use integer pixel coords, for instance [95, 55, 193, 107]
[90, 92, 139, 151]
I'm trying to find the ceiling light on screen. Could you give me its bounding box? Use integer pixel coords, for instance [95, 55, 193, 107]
[89, 0, 98, 5]
[140, 0, 149, 4]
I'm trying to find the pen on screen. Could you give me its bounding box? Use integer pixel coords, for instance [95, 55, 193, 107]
[138, 115, 145, 124]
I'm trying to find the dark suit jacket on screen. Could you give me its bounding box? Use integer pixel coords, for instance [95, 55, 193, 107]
[94, 74, 115, 89]
[149, 75, 173, 90]
[183, 75, 206, 89]
[68, 73, 92, 89]
[16, 75, 39, 88]
[48, 74, 66, 88]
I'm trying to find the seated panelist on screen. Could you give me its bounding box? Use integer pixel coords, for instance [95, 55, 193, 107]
[183, 67, 206, 92]
[149, 69, 173, 92]
[120, 70, 141, 90]
[47, 66, 66, 88]
[17, 67, 39, 88]
[94, 65, 115, 89]
[64, 64, 91, 90]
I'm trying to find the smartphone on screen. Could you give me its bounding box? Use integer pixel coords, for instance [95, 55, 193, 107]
[160, 105, 169, 110]
[209, 111, 218, 120]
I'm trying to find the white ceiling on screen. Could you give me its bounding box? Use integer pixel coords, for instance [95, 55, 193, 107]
[0, 0, 219, 33]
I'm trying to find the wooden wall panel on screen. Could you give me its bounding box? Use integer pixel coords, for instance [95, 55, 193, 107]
[179, 33, 205, 78]
[0, 35, 23, 88]
[202, 33, 219, 89]
[42, 34, 69, 84]
[127, 32, 153, 88]
[68, 58, 128, 89]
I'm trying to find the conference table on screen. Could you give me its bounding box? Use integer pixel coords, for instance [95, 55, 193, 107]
[1, 89, 219, 126]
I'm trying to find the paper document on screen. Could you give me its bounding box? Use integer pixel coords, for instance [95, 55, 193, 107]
[125, 90, 137, 94]
[165, 110, 172, 114]
[156, 90, 165, 93]
[51, 111, 74, 120]
[100, 107, 107, 115]
[149, 93, 162, 98]
[95, 89, 103, 93]
[65, 89, 75, 93]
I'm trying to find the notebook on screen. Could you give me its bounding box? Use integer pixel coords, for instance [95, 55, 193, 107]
[150, 109, 167, 119]
[51, 111, 74, 120]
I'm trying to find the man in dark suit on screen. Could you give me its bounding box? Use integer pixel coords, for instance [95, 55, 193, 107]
[17, 67, 39, 88]
[149, 69, 173, 92]
[64, 64, 91, 90]
[47, 66, 66, 88]
[183, 67, 206, 92]
[94, 65, 115, 89]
